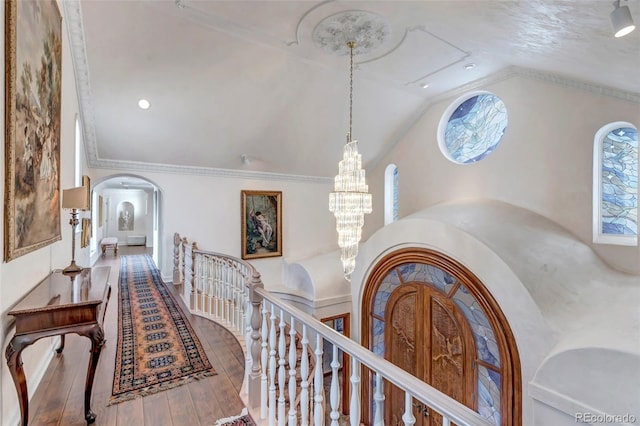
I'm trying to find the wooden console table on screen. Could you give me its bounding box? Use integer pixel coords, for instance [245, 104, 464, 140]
[5, 266, 111, 425]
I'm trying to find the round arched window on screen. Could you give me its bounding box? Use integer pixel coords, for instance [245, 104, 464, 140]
[438, 91, 508, 164]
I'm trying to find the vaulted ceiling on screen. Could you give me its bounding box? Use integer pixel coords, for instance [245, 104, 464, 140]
[64, 0, 640, 181]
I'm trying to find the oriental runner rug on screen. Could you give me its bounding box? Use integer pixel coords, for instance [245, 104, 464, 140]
[109, 254, 216, 405]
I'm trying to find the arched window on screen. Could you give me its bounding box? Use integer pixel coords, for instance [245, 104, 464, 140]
[593, 122, 638, 246]
[384, 164, 398, 225]
[438, 91, 508, 164]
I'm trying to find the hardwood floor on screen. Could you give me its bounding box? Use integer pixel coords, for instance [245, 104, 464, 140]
[25, 246, 247, 426]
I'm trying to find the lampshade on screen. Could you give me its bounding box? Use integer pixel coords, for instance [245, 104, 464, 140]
[62, 187, 89, 210]
[611, 3, 636, 37]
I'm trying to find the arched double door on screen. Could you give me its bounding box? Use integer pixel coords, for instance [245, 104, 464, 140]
[362, 248, 521, 426]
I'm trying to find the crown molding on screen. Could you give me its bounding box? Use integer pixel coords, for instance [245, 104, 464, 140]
[63, 0, 100, 168]
[368, 65, 640, 172]
[90, 158, 333, 184]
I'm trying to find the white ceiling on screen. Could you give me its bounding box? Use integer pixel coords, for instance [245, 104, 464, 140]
[65, 0, 640, 180]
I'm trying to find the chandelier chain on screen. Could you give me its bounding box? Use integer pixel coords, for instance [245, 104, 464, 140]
[348, 41, 355, 143]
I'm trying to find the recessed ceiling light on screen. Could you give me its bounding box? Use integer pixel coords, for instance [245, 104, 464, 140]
[138, 99, 150, 110]
[422, 83, 430, 89]
[464, 63, 476, 70]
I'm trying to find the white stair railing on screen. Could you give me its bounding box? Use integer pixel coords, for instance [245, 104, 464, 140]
[174, 232, 494, 426]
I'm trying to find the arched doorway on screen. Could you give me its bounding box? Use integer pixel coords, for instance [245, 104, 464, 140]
[361, 248, 521, 425]
[91, 174, 163, 269]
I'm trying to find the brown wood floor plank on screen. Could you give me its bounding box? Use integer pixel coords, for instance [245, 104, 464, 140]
[166, 385, 201, 426]
[115, 398, 144, 426]
[187, 376, 225, 424]
[142, 391, 173, 426]
[29, 336, 89, 425]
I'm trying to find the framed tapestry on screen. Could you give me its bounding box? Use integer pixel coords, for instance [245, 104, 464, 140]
[241, 190, 282, 259]
[4, 0, 62, 261]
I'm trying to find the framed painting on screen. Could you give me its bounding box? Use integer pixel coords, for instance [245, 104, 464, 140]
[241, 190, 282, 259]
[4, 0, 63, 261]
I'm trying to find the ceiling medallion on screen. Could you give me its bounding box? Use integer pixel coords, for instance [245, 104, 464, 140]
[312, 10, 391, 56]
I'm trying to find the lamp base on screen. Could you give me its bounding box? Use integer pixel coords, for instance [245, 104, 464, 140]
[62, 261, 83, 275]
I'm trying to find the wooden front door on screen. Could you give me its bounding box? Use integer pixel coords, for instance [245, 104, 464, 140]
[384, 283, 476, 426]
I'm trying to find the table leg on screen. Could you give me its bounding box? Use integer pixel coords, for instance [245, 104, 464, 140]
[56, 334, 66, 354]
[101, 245, 106, 257]
[80, 325, 105, 424]
[5, 335, 34, 426]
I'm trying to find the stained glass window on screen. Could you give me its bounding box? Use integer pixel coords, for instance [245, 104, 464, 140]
[593, 123, 638, 245]
[438, 92, 508, 164]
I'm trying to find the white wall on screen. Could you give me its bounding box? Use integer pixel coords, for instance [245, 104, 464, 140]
[102, 188, 152, 245]
[367, 74, 640, 275]
[89, 169, 337, 290]
[1, 1, 88, 423]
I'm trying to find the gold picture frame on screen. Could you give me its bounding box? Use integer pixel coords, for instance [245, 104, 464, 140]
[98, 195, 103, 227]
[241, 190, 282, 259]
[82, 175, 91, 211]
[4, 0, 62, 261]
[81, 218, 91, 248]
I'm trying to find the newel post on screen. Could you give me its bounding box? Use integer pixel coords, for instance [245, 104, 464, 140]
[248, 270, 264, 409]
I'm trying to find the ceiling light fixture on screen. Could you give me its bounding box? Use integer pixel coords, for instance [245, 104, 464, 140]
[313, 10, 388, 281]
[328, 40, 372, 282]
[611, 0, 636, 37]
[138, 99, 151, 110]
[464, 63, 476, 70]
[422, 83, 430, 89]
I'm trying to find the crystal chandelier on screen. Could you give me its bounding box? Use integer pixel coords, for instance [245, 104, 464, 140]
[329, 41, 372, 281]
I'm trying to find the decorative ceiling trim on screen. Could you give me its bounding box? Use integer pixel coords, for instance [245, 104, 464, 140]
[90, 158, 333, 184]
[62, 0, 100, 168]
[285, 0, 335, 47]
[356, 25, 471, 87]
[312, 10, 391, 56]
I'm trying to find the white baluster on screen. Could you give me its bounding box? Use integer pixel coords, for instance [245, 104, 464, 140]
[299, 325, 310, 426]
[228, 263, 233, 323]
[213, 259, 219, 318]
[442, 416, 451, 426]
[261, 304, 269, 420]
[207, 257, 213, 315]
[287, 317, 297, 426]
[269, 305, 277, 426]
[373, 373, 385, 426]
[244, 300, 252, 398]
[402, 393, 416, 426]
[330, 344, 340, 426]
[349, 358, 360, 426]
[277, 310, 286, 426]
[313, 334, 324, 426]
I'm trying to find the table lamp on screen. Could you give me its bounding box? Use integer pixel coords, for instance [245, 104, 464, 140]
[62, 186, 89, 275]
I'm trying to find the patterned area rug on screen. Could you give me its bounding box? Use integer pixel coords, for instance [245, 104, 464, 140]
[110, 254, 216, 405]
[215, 409, 256, 426]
